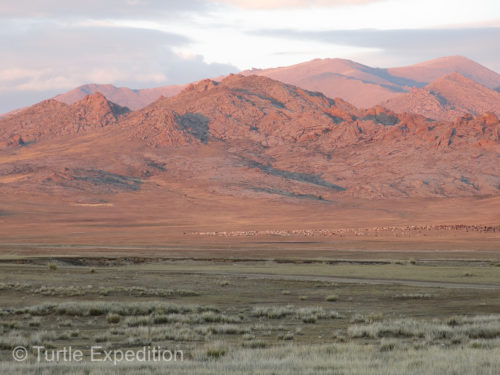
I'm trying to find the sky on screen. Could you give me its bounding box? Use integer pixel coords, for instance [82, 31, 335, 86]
[1, 0, 500, 113]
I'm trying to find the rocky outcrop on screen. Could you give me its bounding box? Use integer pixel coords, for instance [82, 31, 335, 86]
[383, 73, 500, 121]
[1, 74, 499, 199]
[0, 93, 130, 145]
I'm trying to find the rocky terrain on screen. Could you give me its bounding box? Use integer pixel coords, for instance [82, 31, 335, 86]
[383, 73, 500, 121]
[1, 74, 499, 199]
[0, 92, 129, 145]
[242, 55, 500, 109]
[0, 72, 499, 244]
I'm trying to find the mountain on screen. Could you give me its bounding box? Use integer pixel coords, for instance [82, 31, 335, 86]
[54, 83, 187, 110]
[45, 56, 500, 113]
[383, 73, 500, 121]
[2, 74, 499, 200]
[139, 74, 360, 146]
[242, 56, 500, 109]
[241, 58, 410, 108]
[0, 106, 29, 120]
[0, 92, 129, 146]
[387, 56, 500, 89]
[1, 74, 499, 244]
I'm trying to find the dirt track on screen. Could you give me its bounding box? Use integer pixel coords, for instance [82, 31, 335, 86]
[186, 270, 500, 290]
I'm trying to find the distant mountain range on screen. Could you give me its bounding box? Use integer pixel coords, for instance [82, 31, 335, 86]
[1, 51, 500, 251]
[1, 73, 499, 202]
[243, 55, 500, 108]
[48, 56, 500, 122]
[53, 83, 187, 111]
[382, 72, 500, 121]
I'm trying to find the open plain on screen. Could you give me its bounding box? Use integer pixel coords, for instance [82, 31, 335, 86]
[0, 57, 499, 375]
[1, 242, 500, 374]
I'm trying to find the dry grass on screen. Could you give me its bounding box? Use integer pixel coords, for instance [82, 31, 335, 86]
[3, 302, 217, 318]
[1, 256, 500, 374]
[0, 282, 198, 298]
[250, 305, 340, 321]
[348, 315, 500, 341]
[2, 343, 500, 374]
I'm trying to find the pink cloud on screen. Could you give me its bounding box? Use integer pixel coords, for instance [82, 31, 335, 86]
[212, 0, 381, 9]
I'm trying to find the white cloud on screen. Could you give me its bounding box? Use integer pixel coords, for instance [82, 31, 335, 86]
[0, 67, 170, 92]
[253, 27, 500, 72]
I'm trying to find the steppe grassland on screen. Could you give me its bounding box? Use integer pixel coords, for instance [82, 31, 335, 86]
[0, 254, 499, 374]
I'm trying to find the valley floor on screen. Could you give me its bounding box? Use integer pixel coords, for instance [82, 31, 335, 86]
[0, 248, 499, 374]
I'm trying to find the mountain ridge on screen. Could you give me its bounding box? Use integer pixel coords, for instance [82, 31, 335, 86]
[54, 83, 187, 110]
[387, 56, 500, 89]
[0, 92, 130, 146]
[1, 74, 498, 201]
[36, 55, 500, 115]
[383, 72, 500, 121]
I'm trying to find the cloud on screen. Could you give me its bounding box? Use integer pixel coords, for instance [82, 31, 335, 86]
[0, 23, 237, 113]
[211, 0, 382, 9]
[0, 0, 209, 19]
[252, 27, 500, 71]
[0, 0, 385, 18]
